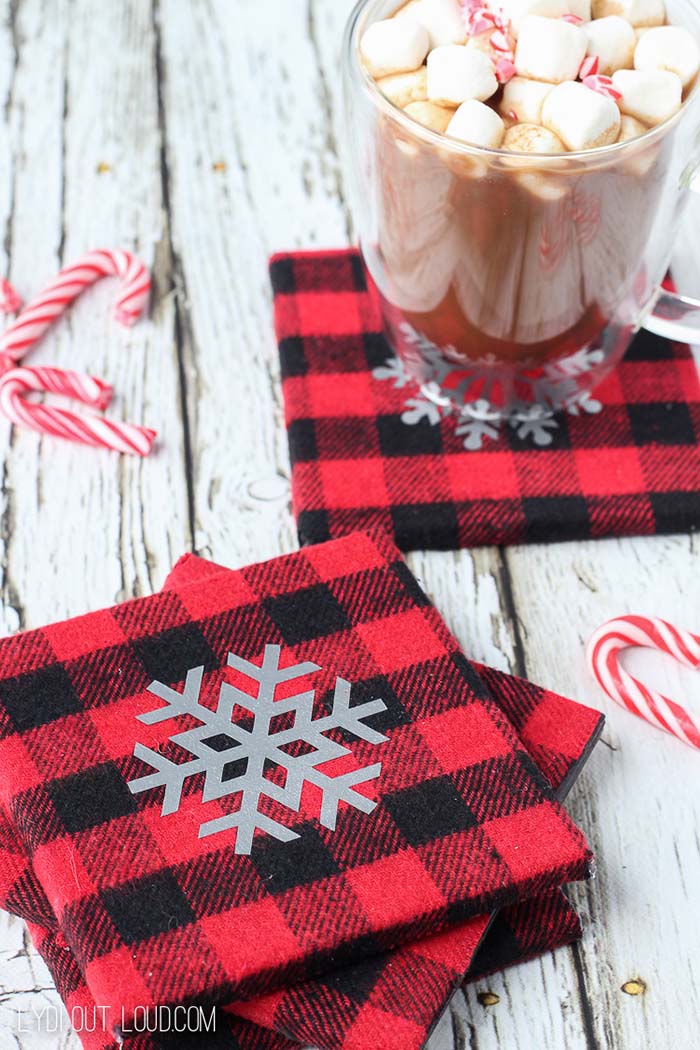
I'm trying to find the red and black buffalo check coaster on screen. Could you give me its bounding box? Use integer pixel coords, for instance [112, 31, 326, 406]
[165, 556, 602, 1050]
[0, 530, 593, 1044]
[23, 888, 582, 1050]
[272, 249, 700, 551]
[0, 548, 601, 1050]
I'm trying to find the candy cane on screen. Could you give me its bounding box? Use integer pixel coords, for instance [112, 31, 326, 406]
[579, 55, 600, 79]
[459, 1, 516, 82]
[0, 249, 150, 374]
[587, 616, 700, 751]
[494, 56, 516, 83]
[0, 366, 156, 456]
[582, 74, 622, 101]
[0, 279, 22, 314]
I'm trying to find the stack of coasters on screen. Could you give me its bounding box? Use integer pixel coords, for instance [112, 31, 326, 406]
[0, 531, 601, 1050]
[272, 249, 700, 551]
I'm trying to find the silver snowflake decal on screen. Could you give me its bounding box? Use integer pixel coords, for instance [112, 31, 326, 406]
[128, 645, 388, 855]
[372, 325, 609, 450]
[509, 405, 559, 446]
[372, 356, 413, 389]
[401, 396, 444, 426]
[454, 400, 502, 451]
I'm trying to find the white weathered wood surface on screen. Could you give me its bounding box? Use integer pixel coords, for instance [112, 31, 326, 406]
[0, 2, 698, 1048]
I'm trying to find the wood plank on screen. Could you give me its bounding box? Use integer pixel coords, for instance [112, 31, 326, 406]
[0, 910, 74, 1050]
[484, 189, 700, 1050]
[157, 0, 348, 568]
[0, 0, 189, 1044]
[495, 541, 700, 1050]
[0, 0, 189, 624]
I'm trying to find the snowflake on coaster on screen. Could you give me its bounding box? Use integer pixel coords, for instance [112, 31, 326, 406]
[128, 645, 388, 855]
[373, 324, 604, 450]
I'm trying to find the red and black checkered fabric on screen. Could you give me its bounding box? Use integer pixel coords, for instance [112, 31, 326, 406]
[0, 531, 594, 1045]
[271, 248, 700, 551]
[25, 889, 581, 1050]
[12, 762, 590, 1050]
[0, 529, 592, 1038]
[168, 556, 598, 1050]
[466, 887, 581, 983]
[230, 888, 583, 1050]
[0, 551, 602, 1050]
[0, 560, 602, 951]
[0, 558, 598, 1050]
[166, 555, 604, 803]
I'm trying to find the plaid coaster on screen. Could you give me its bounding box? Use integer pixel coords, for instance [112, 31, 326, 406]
[171, 556, 599, 1050]
[468, 887, 582, 982]
[7, 785, 586, 1050]
[24, 889, 581, 1050]
[272, 249, 700, 551]
[0, 556, 602, 940]
[0, 581, 600, 1050]
[9, 678, 593, 1050]
[0, 529, 592, 1037]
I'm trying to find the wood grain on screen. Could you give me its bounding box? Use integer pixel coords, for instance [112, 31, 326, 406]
[0, 1, 699, 1047]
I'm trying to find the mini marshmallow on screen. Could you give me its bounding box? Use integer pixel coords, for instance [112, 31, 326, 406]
[498, 76, 554, 123]
[378, 67, 429, 108]
[542, 80, 621, 148]
[404, 99, 455, 131]
[395, 0, 423, 16]
[634, 25, 700, 89]
[585, 16, 636, 75]
[591, 0, 665, 28]
[360, 17, 430, 78]
[503, 122, 566, 151]
[619, 117, 660, 172]
[517, 171, 570, 200]
[568, 0, 592, 20]
[447, 99, 506, 146]
[617, 113, 648, 140]
[515, 16, 588, 83]
[393, 134, 421, 158]
[612, 68, 683, 125]
[498, 0, 569, 34]
[427, 45, 498, 105]
[410, 0, 467, 47]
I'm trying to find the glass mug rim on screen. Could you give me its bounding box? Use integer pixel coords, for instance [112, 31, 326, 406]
[343, 0, 700, 165]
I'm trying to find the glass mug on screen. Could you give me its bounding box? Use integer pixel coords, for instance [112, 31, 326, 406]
[341, 0, 700, 424]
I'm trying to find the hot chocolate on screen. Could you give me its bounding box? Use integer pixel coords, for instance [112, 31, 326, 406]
[345, 0, 700, 417]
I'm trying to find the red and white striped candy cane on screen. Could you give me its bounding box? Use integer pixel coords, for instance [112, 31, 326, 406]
[0, 279, 22, 314]
[0, 366, 156, 456]
[0, 249, 150, 374]
[587, 616, 700, 751]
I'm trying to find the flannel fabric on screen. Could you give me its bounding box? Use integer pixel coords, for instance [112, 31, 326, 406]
[24, 889, 582, 1050]
[271, 249, 700, 551]
[164, 554, 604, 799]
[159, 556, 601, 1050]
[0, 537, 596, 1045]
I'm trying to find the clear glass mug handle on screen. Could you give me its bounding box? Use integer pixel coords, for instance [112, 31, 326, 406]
[643, 165, 700, 344]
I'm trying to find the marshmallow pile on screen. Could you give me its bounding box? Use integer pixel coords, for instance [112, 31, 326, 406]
[361, 0, 700, 153]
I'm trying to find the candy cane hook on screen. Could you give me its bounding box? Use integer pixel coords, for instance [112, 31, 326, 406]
[587, 616, 700, 751]
[0, 366, 156, 456]
[0, 249, 150, 375]
[0, 279, 22, 314]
